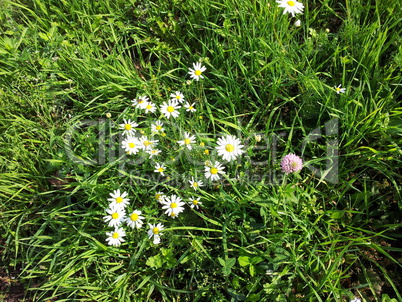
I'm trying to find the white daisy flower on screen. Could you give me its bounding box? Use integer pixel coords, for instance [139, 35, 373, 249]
[119, 119, 138, 136]
[103, 206, 126, 228]
[184, 102, 196, 112]
[155, 191, 166, 204]
[107, 189, 130, 209]
[147, 223, 164, 244]
[154, 163, 166, 176]
[126, 210, 144, 229]
[204, 161, 225, 181]
[144, 101, 157, 114]
[189, 177, 204, 190]
[160, 100, 181, 119]
[188, 62, 206, 81]
[122, 136, 141, 155]
[216, 135, 245, 162]
[188, 197, 202, 209]
[147, 149, 161, 158]
[335, 84, 346, 94]
[170, 212, 180, 219]
[276, 0, 304, 17]
[177, 132, 196, 150]
[162, 195, 185, 217]
[151, 120, 164, 133]
[170, 91, 185, 103]
[132, 95, 149, 109]
[105, 227, 126, 246]
[139, 136, 158, 151]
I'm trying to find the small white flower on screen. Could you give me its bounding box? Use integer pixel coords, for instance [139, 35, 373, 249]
[335, 84, 346, 94]
[147, 223, 164, 244]
[162, 195, 185, 217]
[147, 149, 161, 158]
[204, 161, 225, 181]
[126, 210, 144, 229]
[188, 197, 202, 209]
[103, 206, 126, 228]
[216, 135, 245, 162]
[154, 163, 166, 176]
[177, 132, 196, 150]
[151, 120, 165, 133]
[155, 191, 166, 204]
[170, 91, 185, 103]
[254, 134, 262, 142]
[132, 95, 149, 109]
[350, 298, 361, 302]
[106, 227, 126, 246]
[119, 119, 138, 136]
[139, 136, 158, 151]
[184, 102, 196, 112]
[160, 100, 181, 119]
[144, 101, 157, 113]
[122, 136, 141, 155]
[107, 189, 130, 209]
[294, 19, 301, 27]
[188, 62, 206, 81]
[189, 177, 204, 190]
[276, 0, 304, 17]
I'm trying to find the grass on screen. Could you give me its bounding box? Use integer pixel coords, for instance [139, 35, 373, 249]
[1, 0, 402, 301]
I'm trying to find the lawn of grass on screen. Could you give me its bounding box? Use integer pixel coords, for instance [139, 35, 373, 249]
[1, 0, 402, 301]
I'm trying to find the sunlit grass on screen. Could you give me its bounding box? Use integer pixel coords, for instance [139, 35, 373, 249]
[1, 0, 401, 301]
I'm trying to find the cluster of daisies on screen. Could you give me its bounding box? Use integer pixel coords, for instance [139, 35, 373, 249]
[102, 61, 304, 247]
[103, 132, 246, 246]
[103, 189, 202, 246]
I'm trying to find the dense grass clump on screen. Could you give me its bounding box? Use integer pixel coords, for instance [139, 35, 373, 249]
[1, 0, 401, 301]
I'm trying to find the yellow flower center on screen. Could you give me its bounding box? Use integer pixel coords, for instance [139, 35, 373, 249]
[146, 104, 152, 110]
[193, 199, 198, 205]
[112, 213, 119, 220]
[124, 124, 132, 130]
[193, 182, 198, 187]
[184, 138, 191, 145]
[195, 70, 202, 76]
[204, 149, 209, 155]
[225, 144, 235, 152]
[158, 168, 164, 173]
[170, 202, 177, 209]
[155, 193, 162, 200]
[138, 99, 144, 104]
[167, 106, 175, 113]
[210, 167, 218, 175]
[116, 197, 123, 203]
[143, 141, 152, 147]
[130, 213, 139, 221]
[175, 95, 181, 100]
[152, 227, 159, 234]
[128, 143, 135, 148]
[189, 106, 194, 110]
[287, 1, 295, 6]
[161, 132, 166, 137]
[336, 87, 341, 91]
[171, 212, 176, 217]
[156, 125, 162, 130]
[112, 232, 119, 239]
